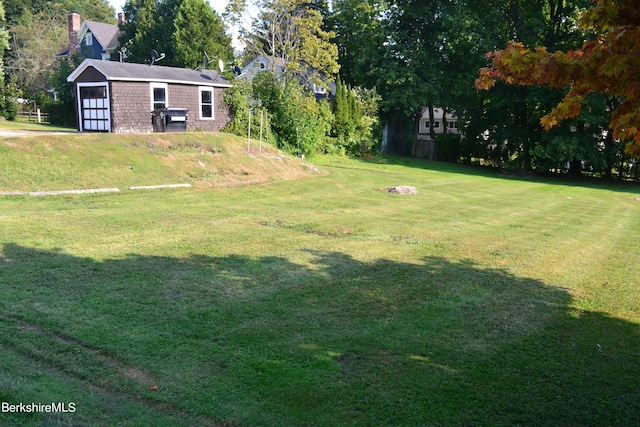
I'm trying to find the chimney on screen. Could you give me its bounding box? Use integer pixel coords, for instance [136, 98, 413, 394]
[68, 12, 81, 57]
[118, 12, 126, 26]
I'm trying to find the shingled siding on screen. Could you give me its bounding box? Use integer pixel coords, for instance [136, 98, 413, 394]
[70, 62, 233, 133]
[107, 82, 231, 133]
[167, 85, 231, 132]
[110, 81, 152, 133]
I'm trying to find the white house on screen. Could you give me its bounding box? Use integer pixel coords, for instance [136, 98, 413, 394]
[381, 108, 462, 159]
[417, 108, 461, 138]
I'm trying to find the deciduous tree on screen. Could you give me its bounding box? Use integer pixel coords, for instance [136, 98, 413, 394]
[225, 0, 338, 82]
[476, 0, 640, 158]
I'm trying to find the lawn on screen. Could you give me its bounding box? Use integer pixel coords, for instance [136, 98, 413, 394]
[1, 143, 639, 426]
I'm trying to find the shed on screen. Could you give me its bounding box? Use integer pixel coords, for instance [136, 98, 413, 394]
[66, 58, 233, 133]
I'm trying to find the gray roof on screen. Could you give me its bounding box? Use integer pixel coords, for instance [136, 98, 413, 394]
[67, 58, 232, 87]
[82, 20, 120, 51]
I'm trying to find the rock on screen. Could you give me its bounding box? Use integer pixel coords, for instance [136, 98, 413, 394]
[386, 186, 418, 195]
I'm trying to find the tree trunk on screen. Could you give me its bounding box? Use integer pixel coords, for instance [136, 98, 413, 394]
[428, 103, 437, 160]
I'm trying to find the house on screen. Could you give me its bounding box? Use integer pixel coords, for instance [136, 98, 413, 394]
[66, 58, 233, 133]
[381, 108, 461, 159]
[413, 108, 461, 159]
[238, 55, 336, 100]
[417, 108, 461, 138]
[58, 12, 125, 61]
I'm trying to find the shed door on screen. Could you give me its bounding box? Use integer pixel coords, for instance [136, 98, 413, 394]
[79, 84, 110, 132]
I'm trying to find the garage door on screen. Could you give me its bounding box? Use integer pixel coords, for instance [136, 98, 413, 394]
[79, 85, 110, 132]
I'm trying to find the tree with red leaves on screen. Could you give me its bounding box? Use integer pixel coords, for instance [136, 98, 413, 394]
[476, 0, 640, 158]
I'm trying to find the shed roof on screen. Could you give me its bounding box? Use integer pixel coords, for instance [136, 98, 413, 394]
[67, 59, 232, 88]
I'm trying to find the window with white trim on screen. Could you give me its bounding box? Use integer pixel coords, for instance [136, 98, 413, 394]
[199, 87, 214, 119]
[86, 33, 93, 46]
[150, 83, 168, 111]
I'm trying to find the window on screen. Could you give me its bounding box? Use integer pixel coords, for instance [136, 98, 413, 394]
[259, 62, 266, 70]
[86, 33, 93, 46]
[448, 121, 457, 129]
[199, 87, 214, 119]
[150, 83, 168, 111]
[313, 84, 327, 94]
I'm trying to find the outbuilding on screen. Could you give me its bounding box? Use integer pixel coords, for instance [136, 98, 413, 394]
[66, 58, 233, 133]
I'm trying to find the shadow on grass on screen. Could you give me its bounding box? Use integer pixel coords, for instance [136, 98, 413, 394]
[359, 156, 640, 194]
[1, 243, 639, 426]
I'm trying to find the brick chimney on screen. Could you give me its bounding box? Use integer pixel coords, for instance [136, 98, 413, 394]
[117, 12, 126, 26]
[68, 12, 81, 57]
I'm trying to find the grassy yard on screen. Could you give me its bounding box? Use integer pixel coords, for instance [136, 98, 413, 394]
[1, 137, 639, 426]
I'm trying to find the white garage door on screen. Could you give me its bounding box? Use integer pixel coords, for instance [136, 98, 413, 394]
[79, 84, 110, 132]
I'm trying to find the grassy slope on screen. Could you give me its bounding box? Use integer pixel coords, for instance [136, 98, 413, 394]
[0, 140, 639, 426]
[0, 131, 319, 192]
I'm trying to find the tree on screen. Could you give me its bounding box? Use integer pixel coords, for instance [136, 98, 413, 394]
[225, 0, 339, 82]
[0, 0, 10, 88]
[476, 0, 640, 158]
[251, 70, 332, 156]
[120, 0, 232, 68]
[5, 12, 67, 97]
[172, 0, 232, 69]
[329, 0, 386, 88]
[3, 0, 114, 25]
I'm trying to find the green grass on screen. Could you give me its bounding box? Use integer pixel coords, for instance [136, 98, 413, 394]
[0, 117, 76, 133]
[0, 132, 316, 192]
[1, 137, 640, 426]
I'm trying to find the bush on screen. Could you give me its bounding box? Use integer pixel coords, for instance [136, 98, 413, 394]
[436, 133, 462, 163]
[0, 81, 21, 121]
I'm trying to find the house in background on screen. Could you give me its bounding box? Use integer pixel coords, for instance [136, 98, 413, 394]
[413, 108, 461, 159]
[66, 59, 232, 133]
[382, 108, 461, 159]
[57, 12, 125, 61]
[238, 55, 336, 100]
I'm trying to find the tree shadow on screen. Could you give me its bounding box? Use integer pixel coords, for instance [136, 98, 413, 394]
[1, 243, 639, 426]
[357, 156, 640, 195]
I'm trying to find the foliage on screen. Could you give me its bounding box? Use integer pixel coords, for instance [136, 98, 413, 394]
[3, 0, 114, 25]
[0, 0, 9, 88]
[171, 0, 233, 69]
[251, 70, 331, 156]
[332, 77, 380, 155]
[42, 55, 79, 126]
[0, 78, 20, 120]
[222, 78, 253, 137]
[4, 12, 67, 98]
[476, 0, 640, 158]
[120, 0, 232, 68]
[225, 0, 339, 83]
[436, 133, 462, 163]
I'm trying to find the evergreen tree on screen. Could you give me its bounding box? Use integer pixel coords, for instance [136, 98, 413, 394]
[333, 76, 350, 138]
[120, 0, 232, 68]
[172, 0, 232, 69]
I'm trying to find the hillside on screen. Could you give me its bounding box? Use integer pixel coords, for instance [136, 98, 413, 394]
[0, 131, 322, 193]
